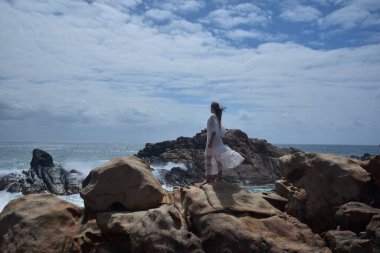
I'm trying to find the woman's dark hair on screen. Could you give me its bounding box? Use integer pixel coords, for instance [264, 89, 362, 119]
[211, 102, 226, 126]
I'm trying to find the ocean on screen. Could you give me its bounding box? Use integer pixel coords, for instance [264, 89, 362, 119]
[0, 141, 379, 211]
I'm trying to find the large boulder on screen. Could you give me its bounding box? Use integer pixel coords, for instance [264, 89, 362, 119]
[0, 193, 83, 253]
[178, 182, 331, 253]
[279, 152, 373, 233]
[96, 204, 204, 253]
[137, 129, 299, 187]
[80, 156, 166, 212]
[335, 202, 380, 234]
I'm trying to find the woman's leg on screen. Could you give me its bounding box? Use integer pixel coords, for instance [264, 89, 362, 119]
[204, 155, 212, 183]
[216, 161, 223, 182]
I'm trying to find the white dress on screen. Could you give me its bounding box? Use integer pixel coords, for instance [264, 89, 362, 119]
[205, 114, 244, 175]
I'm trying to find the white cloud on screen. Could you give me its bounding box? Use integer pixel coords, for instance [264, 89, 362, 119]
[280, 4, 322, 22]
[203, 3, 271, 29]
[152, 0, 205, 13]
[145, 9, 175, 22]
[318, 0, 380, 29]
[0, 0, 379, 144]
[225, 29, 288, 42]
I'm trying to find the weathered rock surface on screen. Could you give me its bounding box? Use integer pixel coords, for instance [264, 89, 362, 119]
[0, 148, 83, 195]
[0, 193, 83, 253]
[335, 202, 380, 234]
[279, 152, 374, 233]
[260, 191, 288, 212]
[80, 156, 166, 211]
[97, 204, 204, 253]
[1, 156, 337, 253]
[178, 182, 331, 253]
[323, 230, 372, 253]
[137, 129, 299, 187]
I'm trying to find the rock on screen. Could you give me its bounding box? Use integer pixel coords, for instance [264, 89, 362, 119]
[71, 219, 114, 253]
[181, 182, 282, 219]
[260, 191, 288, 212]
[335, 202, 380, 234]
[286, 189, 308, 223]
[178, 182, 330, 253]
[274, 178, 308, 221]
[362, 155, 380, 188]
[367, 214, 380, 245]
[80, 156, 166, 212]
[30, 148, 54, 168]
[323, 230, 372, 253]
[66, 170, 84, 195]
[97, 204, 204, 253]
[1, 149, 84, 195]
[275, 178, 304, 199]
[0, 193, 82, 253]
[351, 153, 374, 161]
[137, 129, 300, 187]
[279, 152, 372, 233]
[0, 173, 24, 192]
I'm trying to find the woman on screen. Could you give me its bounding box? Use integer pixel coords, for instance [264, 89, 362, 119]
[204, 102, 244, 183]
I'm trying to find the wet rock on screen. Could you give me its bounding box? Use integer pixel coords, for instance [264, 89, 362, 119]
[1, 149, 84, 195]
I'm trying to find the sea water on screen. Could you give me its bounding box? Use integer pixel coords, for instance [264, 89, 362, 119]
[1, 141, 379, 211]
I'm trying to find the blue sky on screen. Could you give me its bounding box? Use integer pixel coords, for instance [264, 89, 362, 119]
[0, 0, 379, 145]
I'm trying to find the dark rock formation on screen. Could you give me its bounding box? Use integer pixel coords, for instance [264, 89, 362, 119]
[137, 129, 299, 186]
[0, 149, 83, 195]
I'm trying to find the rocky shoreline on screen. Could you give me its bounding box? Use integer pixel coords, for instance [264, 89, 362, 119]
[0, 131, 379, 252]
[137, 129, 300, 186]
[0, 148, 83, 195]
[0, 152, 379, 252]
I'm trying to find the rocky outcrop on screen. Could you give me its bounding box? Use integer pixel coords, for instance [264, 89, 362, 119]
[0, 193, 82, 253]
[278, 152, 374, 233]
[0, 148, 83, 195]
[80, 156, 167, 212]
[177, 182, 330, 253]
[137, 129, 299, 187]
[1, 155, 337, 252]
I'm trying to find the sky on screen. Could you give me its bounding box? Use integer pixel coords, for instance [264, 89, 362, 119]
[0, 0, 379, 145]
